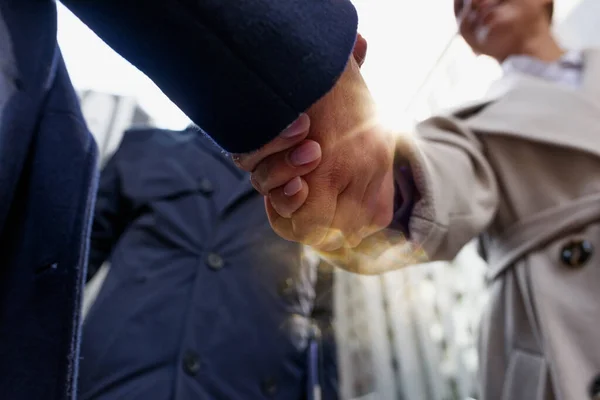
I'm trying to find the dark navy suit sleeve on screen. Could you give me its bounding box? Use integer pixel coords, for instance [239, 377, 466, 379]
[60, 0, 359, 153]
[87, 144, 134, 282]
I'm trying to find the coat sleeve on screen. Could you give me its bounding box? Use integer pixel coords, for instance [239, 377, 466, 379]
[87, 143, 135, 282]
[394, 115, 500, 262]
[60, 0, 358, 154]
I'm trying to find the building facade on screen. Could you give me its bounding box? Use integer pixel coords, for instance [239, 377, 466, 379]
[78, 90, 153, 165]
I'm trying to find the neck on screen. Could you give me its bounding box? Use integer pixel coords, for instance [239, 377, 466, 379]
[518, 31, 564, 62]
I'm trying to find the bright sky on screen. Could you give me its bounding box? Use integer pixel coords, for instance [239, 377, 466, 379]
[57, 0, 582, 130]
[57, 3, 191, 129]
[56, 1, 459, 131]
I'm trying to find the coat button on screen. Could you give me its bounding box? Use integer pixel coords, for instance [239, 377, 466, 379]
[589, 375, 600, 399]
[199, 178, 214, 195]
[207, 253, 224, 270]
[560, 239, 593, 268]
[182, 351, 201, 376]
[261, 377, 277, 396]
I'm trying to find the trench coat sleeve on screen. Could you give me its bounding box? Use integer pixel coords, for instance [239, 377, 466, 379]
[395, 116, 500, 262]
[60, 0, 358, 154]
[87, 147, 134, 282]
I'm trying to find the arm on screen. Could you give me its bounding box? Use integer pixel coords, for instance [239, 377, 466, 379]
[305, 119, 498, 274]
[247, 112, 500, 274]
[393, 116, 499, 262]
[87, 144, 135, 282]
[60, 0, 358, 154]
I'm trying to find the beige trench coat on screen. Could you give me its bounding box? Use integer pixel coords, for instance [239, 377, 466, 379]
[400, 49, 600, 400]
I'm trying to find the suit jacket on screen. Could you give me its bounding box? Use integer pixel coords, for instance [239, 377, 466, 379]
[0, 1, 356, 399]
[396, 48, 600, 400]
[79, 129, 337, 400]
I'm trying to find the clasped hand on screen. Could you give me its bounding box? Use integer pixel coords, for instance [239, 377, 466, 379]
[234, 35, 397, 256]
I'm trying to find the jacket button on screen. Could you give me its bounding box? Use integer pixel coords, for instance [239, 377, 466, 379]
[589, 375, 600, 399]
[207, 253, 224, 270]
[199, 178, 213, 195]
[560, 239, 593, 268]
[261, 377, 277, 396]
[182, 351, 201, 376]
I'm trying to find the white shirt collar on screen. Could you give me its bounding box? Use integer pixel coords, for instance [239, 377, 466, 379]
[501, 50, 583, 88]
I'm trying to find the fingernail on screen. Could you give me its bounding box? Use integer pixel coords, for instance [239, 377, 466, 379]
[283, 177, 303, 197]
[289, 141, 321, 166]
[231, 154, 242, 167]
[280, 114, 309, 138]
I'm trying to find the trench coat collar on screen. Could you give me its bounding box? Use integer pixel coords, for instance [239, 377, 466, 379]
[447, 48, 600, 161]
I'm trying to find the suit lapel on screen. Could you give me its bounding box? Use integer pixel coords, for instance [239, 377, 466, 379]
[0, 3, 59, 231]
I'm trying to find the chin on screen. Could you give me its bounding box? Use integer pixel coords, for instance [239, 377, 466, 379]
[477, 31, 515, 61]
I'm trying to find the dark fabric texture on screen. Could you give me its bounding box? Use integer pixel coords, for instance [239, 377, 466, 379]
[79, 128, 338, 400]
[61, 0, 358, 153]
[0, 3, 98, 400]
[0, 0, 356, 398]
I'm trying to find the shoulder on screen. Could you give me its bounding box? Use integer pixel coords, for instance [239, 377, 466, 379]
[421, 73, 525, 129]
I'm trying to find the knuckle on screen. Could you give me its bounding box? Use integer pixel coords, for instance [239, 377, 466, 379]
[234, 149, 261, 171]
[326, 157, 352, 192]
[290, 220, 313, 243]
[269, 197, 294, 219]
[291, 215, 326, 245]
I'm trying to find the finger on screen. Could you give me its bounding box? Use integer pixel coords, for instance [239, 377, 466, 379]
[269, 171, 338, 245]
[292, 180, 337, 245]
[252, 140, 321, 194]
[353, 33, 368, 67]
[265, 200, 295, 242]
[233, 113, 310, 172]
[317, 177, 370, 252]
[267, 177, 309, 218]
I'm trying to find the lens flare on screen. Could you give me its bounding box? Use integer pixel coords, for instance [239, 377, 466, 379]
[314, 229, 429, 275]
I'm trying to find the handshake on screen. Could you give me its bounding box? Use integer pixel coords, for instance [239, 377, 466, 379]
[234, 35, 413, 273]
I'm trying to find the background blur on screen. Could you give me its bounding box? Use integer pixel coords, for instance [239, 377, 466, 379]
[59, 0, 600, 399]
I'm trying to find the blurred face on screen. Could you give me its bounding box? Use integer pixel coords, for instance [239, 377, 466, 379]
[454, 0, 552, 61]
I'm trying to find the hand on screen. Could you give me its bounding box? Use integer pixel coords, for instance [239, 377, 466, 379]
[232, 34, 369, 215]
[237, 37, 396, 251]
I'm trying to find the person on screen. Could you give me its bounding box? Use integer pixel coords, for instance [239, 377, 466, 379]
[248, 0, 600, 399]
[0, 2, 394, 399]
[78, 127, 338, 400]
